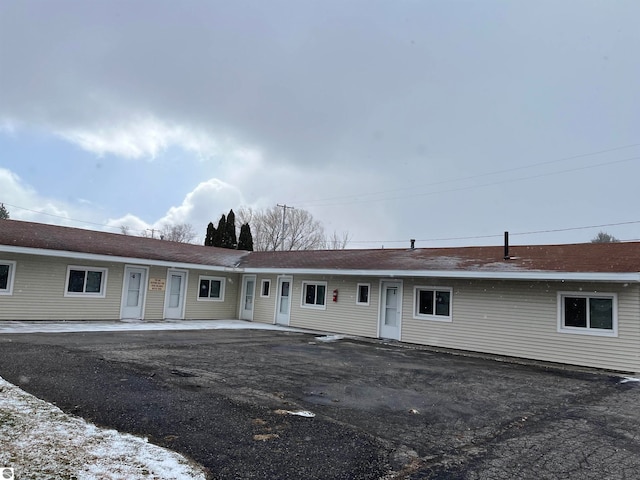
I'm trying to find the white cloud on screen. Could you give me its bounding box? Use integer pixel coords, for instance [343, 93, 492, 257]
[157, 178, 244, 229]
[106, 178, 246, 241]
[0, 166, 247, 241]
[105, 214, 151, 236]
[0, 168, 96, 228]
[56, 116, 225, 160]
[0, 168, 32, 198]
[0, 118, 19, 134]
[0, 168, 111, 229]
[0, 168, 56, 223]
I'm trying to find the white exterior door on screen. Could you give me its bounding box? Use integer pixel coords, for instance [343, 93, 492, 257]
[379, 281, 402, 340]
[275, 276, 292, 325]
[121, 266, 147, 319]
[240, 275, 256, 321]
[164, 270, 187, 319]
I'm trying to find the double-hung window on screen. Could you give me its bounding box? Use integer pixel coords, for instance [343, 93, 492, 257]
[65, 266, 107, 297]
[0, 260, 16, 295]
[558, 292, 617, 336]
[198, 276, 225, 301]
[302, 282, 327, 309]
[413, 286, 452, 321]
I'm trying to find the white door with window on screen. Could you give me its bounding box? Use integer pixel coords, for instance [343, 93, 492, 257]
[379, 281, 402, 340]
[275, 276, 292, 325]
[121, 266, 147, 319]
[164, 270, 187, 319]
[240, 275, 256, 321]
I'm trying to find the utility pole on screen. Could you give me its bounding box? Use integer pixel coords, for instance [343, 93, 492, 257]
[276, 204, 295, 251]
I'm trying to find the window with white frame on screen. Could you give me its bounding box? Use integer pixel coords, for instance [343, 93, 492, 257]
[65, 266, 107, 297]
[413, 286, 452, 321]
[261, 279, 271, 297]
[302, 281, 327, 309]
[0, 260, 16, 295]
[558, 292, 617, 336]
[198, 276, 225, 301]
[356, 283, 370, 305]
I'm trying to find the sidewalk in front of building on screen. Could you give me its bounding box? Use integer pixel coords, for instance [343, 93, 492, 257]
[0, 319, 312, 334]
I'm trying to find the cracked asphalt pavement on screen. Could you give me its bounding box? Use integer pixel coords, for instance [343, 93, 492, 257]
[1, 328, 639, 479]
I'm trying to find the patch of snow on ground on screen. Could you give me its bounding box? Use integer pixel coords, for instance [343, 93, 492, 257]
[620, 377, 640, 383]
[0, 376, 207, 480]
[315, 334, 352, 342]
[274, 409, 316, 418]
[0, 319, 311, 334]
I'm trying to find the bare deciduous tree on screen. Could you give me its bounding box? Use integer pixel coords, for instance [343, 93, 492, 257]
[236, 206, 255, 228]
[247, 206, 326, 251]
[324, 230, 351, 250]
[283, 209, 325, 251]
[140, 223, 197, 243]
[253, 206, 286, 251]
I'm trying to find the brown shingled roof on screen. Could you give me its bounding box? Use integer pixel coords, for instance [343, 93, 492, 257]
[1, 219, 639, 275]
[238, 242, 640, 273]
[0, 219, 248, 268]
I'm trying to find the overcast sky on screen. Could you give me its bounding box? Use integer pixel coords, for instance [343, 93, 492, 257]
[1, 1, 639, 248]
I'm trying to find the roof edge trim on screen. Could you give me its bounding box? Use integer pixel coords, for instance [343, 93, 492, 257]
[242, 267, 640, 283]
[0, 245, 242, 273]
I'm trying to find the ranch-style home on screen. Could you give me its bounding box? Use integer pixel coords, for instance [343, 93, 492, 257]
[1, 219, 640, 373]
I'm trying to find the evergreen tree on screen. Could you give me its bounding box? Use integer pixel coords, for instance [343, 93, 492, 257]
[204, 222, 216, 246]
[0, 203, 9, 220]
[238, 223, 254, 251]
[591, 231, 619, 243]
[226, 209, 238, 249]
[213, 214, 226, 247]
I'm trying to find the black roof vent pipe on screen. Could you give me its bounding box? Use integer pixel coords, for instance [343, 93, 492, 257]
[504, 231, 510, 260]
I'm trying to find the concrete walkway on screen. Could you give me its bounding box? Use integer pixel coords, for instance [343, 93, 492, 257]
[0, 319, 309, 334]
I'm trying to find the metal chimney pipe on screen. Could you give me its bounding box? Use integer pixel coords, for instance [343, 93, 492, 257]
[504, 231, 510, 260]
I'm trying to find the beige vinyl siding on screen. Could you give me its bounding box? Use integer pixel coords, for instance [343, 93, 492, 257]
[252, 275, 278, 324]
[0, 254, 123, 320]
[184, 271, 240, 319]
[288, 275, 379, 337]
[401, 278, 640, 373]
[1, 256, 243, 321]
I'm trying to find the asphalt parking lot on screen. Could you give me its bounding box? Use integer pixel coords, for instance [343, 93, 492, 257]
[1, 328, 640, 479]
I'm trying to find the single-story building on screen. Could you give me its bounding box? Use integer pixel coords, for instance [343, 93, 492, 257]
[1, 219, 639, 373]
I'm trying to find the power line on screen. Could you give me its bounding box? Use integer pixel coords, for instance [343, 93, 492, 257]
[350, 219, 640, 245]
[298, 143, 640, 208]
[0, 201, 149, 236]
[302, 154, 640, 208]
